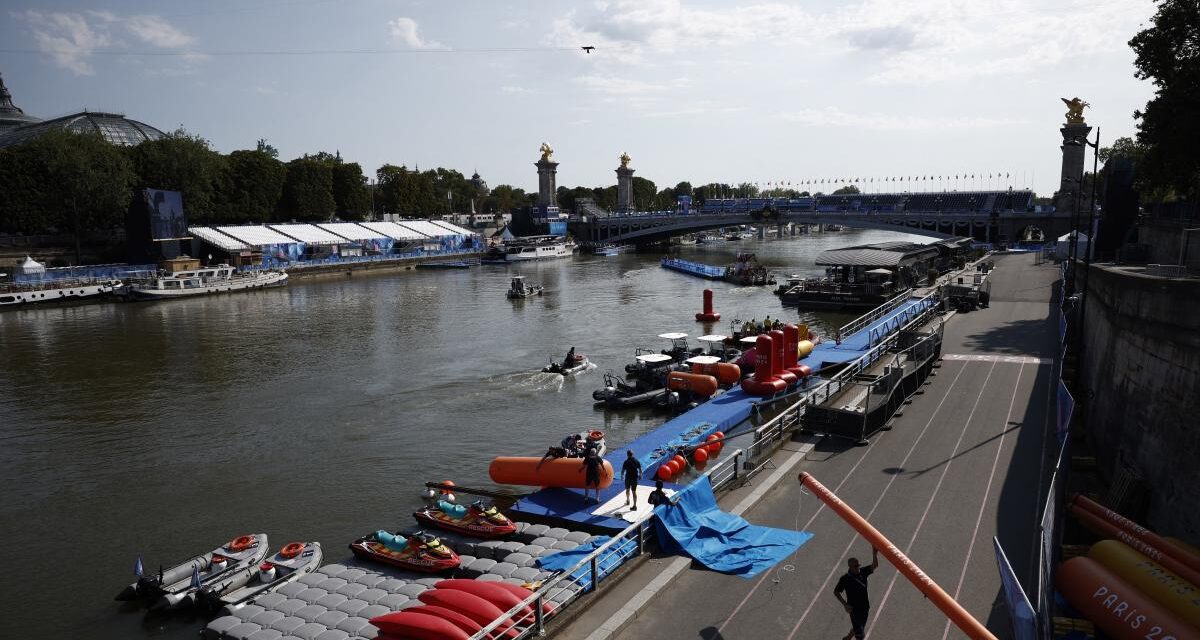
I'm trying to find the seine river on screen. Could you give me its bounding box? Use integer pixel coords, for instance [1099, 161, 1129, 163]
[0, 227, 924, 638]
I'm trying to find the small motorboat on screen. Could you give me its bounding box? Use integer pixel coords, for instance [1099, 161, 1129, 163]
[506, 275, 543, 299]
[414, 500, 518, 539]
[349, 530, 460, 573]
[199, 541, 322, 611]
[593, 371, 667, 409]
[543, 354, 590, 376]
[115, 533, 269, 610]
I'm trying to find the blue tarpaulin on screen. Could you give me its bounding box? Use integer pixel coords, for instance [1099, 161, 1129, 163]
[536, 535, 638, 590]
[654, 477, 812, 578]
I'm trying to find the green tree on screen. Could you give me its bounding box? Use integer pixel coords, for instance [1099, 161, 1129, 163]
[330, 162, 371, 220]
[483, 184, 527, 213]
[128, 129, 228, 223]
[674, 181, 693, 198]
[220, 149, 286, 223]
[832, 185, 861, 195]
[279, 158, 335, 221]
[0, 130, 134, 258]
[631, 176, 657, 210]
[255, 138, 279, 159]
[1128, 0, 1200, 197]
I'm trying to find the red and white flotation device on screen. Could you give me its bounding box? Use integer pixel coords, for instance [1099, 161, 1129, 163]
[695, 289, 721, 322]
[740, 334, 787, 396]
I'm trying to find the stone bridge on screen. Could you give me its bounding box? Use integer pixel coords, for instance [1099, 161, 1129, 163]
[568, 210, 1072, 246]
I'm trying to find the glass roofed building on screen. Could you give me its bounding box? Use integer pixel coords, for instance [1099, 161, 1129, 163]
[0, 73, 166, 149]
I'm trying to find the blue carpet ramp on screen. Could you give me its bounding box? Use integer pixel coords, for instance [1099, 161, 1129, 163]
[654, 477, 813, 579]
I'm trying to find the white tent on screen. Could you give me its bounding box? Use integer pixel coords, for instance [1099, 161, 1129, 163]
[17, 256, 45, 275]
[1055, 231, 1090, 261]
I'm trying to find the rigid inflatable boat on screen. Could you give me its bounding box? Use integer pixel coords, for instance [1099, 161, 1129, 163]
[200, 541, 322, 610]
[542, 354, 590, 376]
[414, 501, 518, 539]
[115, 533, 269, 610]
[350, 530, 460, 573]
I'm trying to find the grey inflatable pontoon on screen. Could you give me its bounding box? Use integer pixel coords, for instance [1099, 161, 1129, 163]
[201, 541, 322, 611]
[115, 533, 269, 611]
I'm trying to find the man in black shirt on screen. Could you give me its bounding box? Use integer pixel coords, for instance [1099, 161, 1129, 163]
[833, 547, 879, 640]
[580, 448, 603, 504]
[621, 450, 642, 509]
[647, 479, 671, 507]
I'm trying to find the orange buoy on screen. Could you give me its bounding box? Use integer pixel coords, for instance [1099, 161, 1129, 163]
[797, 339, 815, 358]
[665, 460, 680, 476]
[1088, 540, 1200, 628]
[693, 447, 709, 463]
[695, 289, 721, 322]
[657, 465, 673, 481]
[489, 457, 614, 489]
[667, 372, 720, 397]
[691, 361, 741, 385]
[1056, 556, 1197, 640]
[1071, 506, 1200, 589]
[1073, 495, 1200, 574]
[279, 542, 305, 559]
[672, 454, 687, 469]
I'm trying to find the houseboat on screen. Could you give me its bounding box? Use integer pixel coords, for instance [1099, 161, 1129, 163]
[504, 236, 574, 262]
[0, 256, 124, 308]
[128, 257, 287, 300]
[779, 241, 941, 310]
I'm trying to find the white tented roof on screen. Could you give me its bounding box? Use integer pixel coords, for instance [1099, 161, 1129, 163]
[740, 336, 760, 345]
[17, 256, 45, 274]
[360, 221, 429, 241]
[697, 334, 728, 343]
[269, 224, 345, 245]
[189, 226, 249, 251]
[317, 223, 387, 241]
[686, 355, 722, 365]
[398, 220, 454, 237]
[429, 220, 473, 236]
[636, 353, 673, 363]
[658, 332, 689, 340]
[215, 225, 295, 246]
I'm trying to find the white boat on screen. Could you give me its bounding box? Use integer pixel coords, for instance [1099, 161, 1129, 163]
[130, 264, 287, 300]
[0, 278, 124, 308]
[504, 237, 574, 261]
[593, 244, 633, 256]
[506, 275, 543, 299]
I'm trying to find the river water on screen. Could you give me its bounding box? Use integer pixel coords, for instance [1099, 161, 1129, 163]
[0, 227, 923, 638]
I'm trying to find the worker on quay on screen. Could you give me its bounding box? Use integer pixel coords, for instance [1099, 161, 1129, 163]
[560, 433, 583, 457]
[834, 547, 880, 640]
[580, 447, 604, 504]
[622, 450, 642, 510]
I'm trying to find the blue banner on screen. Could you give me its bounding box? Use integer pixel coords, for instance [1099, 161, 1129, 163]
[993, 537, 1037, 640]
[1056, 381, 1073, 443]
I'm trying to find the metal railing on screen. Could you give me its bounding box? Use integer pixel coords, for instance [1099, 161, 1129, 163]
[837, 292, 916, 339]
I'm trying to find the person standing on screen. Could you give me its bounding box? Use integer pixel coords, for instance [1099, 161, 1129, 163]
[621, 450, 642, 509]
[833, 548, 879, 640]
[580, 448, 603, 504]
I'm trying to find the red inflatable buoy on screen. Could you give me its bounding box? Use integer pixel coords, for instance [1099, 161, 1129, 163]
[435, 580, 533, 619]
[657, 465, 673, 481]
[369, 611, 470, 640]
[693, 448, 709, 463]
[695, 289, 721, 322]
[417, 589, 515, 634]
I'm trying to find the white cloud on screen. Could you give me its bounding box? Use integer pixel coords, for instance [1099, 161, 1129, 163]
[500, 85, 534, 94]
[17, 10, 197, 76]
[639, 104, 745, 119]
[123, 15, 195, 48]
[777, 106, 1026, 131]
[388, 17, 444, 49]
[18, 10, 112, 75]
[573, 74, 689, 96]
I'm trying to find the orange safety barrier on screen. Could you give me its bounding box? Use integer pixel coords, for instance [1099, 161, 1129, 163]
[1070, 506, 1200, 592]
[1072, 495, 1200, 575]
[797, 472, 998, 640]
[489, 456, 613, 489]
[667, 371, 720, 397]
[1056, 556, 1200, 640]
[690, 361, 741, 385]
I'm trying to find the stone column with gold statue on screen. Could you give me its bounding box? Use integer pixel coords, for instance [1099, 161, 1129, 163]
[535, 142, 559, 216]
[1055, 97, 1092, 214]
[616, 152, 634, 213]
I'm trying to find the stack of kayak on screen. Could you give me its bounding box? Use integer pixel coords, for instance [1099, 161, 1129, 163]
[115, 534, 322, 612]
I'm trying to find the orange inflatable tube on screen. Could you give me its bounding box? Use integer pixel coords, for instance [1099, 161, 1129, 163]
[1071, 506, 1200, 589]
[691, 362, 741, 385]
[1073, 495, 1200, 575]
[1088, 540, 1200, 628]
[489, 457, 614, 489]
[667, 372, 719, 396]
[798, 472, 997, 640]
[1056, 556, 1200, 640]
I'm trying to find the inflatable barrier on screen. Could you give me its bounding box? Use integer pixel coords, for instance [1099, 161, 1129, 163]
[416, 588, 517, 635]
[769, 329, 797, 385]
[1073, 495, 1200, 575]
[1088, 540, 1200, 629]
[690, 361, 741, 385]
[489, 456, 614, 489]
[667, 371, 719, 397]
[741, 334, 787, 396]
[370, 610, 470, 640]
[1056, 556, 1199, 640]
[1071, 505, 1200, 589]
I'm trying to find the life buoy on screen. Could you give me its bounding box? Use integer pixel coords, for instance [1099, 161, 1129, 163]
[588, 430, 604, 442]
[227, 535, 254, 552]
[280, 542, 305, 559]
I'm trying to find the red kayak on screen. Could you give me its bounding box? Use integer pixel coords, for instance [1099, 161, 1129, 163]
[349, 530, 460, 573]
[414, 501, 517, 539]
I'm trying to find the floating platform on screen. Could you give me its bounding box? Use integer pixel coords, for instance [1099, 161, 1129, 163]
[415, 261, 473, 270]
[661, 258, 727, 280]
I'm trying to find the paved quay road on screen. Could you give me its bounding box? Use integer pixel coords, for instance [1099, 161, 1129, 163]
[563, 252, 1061, 640]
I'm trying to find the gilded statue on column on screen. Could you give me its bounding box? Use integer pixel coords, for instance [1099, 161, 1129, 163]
[1061, 97, 1090, 125]
[619, 152, 631, 168]
[538, 142, 554, 162]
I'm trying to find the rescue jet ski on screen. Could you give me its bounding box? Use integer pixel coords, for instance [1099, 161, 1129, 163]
[350, 530, 460, 573]
[414, 500, 518, 539]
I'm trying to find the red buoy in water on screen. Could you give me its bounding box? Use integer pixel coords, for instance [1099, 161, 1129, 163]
[695, 288, 721, 322]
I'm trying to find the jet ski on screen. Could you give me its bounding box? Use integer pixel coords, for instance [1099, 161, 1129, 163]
[543, 354, 590, 376]
[414, 500, 518, 539]
[350, 530, 460, 573]
[115, 533, 269, 610]
[199, 541, 323, 611]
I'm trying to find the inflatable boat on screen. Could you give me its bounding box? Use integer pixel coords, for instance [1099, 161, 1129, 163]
[115, 533, 269, 609]
[593, 371, 667, 408]
[350, 531, 460, 573]
[542, 354, 590, 376]
[200, 541, 322, 610]
[414, 501, 518, 539]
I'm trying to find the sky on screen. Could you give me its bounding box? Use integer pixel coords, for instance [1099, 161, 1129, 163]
[0, 0, 1159, 197]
